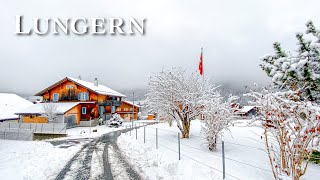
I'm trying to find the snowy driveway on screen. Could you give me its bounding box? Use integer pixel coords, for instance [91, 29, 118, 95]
[51, 129, 142, 180]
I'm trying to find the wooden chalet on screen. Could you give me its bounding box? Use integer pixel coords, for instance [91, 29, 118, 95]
[116, 101, 140, 120]
[20, 77, 126, 126]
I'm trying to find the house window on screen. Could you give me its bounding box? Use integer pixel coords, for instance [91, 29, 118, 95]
[53, 93, 59, 101]
[99, 106, 105, 115]
[78, 92, 89, 101]
[66, 85, 74, 89]
[111, 106, 116, 113]
[82, 107, 87, 114]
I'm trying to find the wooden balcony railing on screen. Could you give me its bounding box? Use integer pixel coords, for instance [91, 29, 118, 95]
[98, 100, 122, 106]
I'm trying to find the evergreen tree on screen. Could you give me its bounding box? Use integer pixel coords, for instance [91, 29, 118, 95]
[260, 21, 320, 102]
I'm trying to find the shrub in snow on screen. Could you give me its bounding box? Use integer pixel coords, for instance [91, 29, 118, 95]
[202, 95, 238, 150]
[260, 21, 320, 103]
[41, 103, 58, 122]
[247, 89, 320, 180]
[145, 67, 223, 138]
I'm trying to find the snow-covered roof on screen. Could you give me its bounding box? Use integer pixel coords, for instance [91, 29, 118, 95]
[35, 77, 126, 98]
[15, 102, 80, 115]
[123, 100, 141, 108]
[68, 77, 126, 97]
[239, 106, 257, 113]
[0, 93, 33, 120]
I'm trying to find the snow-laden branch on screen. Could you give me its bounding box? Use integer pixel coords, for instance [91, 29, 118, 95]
[246, 88, 320, 180]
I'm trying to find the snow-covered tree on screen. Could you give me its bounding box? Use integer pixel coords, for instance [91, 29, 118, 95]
[41, 103, 58, 123]
[260, 21, 320, 103]
[202, 95, 238, 150]
[247, 88, 320, 180]
[145, 67, 220, 138]
[249, 21, 320, 179]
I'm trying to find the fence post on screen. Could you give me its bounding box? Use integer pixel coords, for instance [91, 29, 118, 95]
[135, 125, 137, 140]
[144, 126, 146, 143]
[178, 133, 181, 160]
[17, 129, 20, 140]
[222, 141, 225, 179]
[156, 128, 158, 149]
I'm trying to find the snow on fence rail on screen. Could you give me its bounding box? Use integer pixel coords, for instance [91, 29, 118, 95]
[0, 122, 67, 134]
[124, 125, 274, 180]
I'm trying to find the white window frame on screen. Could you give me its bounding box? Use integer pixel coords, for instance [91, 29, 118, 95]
[53, 93, 59, 102]
[66, 85, 74, 89]
[82, 107, 87, 114]
[78, 92, 89, 101]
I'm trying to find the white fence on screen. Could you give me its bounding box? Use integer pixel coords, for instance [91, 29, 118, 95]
[0, 128, 34, 141]
[0, 122, 67, 134]
[79, 119, 97, 127]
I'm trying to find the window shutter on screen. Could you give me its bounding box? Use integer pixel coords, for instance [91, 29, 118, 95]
[78, 93, 81, 100]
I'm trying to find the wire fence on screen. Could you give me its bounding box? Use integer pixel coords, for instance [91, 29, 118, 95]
[122, 124, 274, 180]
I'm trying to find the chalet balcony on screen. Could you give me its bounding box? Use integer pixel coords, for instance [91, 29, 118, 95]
[98, 100, 122, 106]
[53, 89, 77, 101]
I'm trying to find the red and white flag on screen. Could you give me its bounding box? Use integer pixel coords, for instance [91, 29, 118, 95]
[198, 48, 203, 75]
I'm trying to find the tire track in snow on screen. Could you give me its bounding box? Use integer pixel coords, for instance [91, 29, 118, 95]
[55, 139, 99, 180]
[90, 142, 105, 179]
[55, 129, 142, 180]
[109, 143, 142, 180]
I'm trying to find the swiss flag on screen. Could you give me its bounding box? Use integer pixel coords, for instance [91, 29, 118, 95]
[198, 48, 203, 75]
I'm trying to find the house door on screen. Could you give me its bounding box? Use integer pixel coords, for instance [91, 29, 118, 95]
[65, 115, 76, 128]
[99, 106, 105, 117]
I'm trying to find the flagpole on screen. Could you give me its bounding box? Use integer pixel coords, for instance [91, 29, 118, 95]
[201, 47, 204, 82]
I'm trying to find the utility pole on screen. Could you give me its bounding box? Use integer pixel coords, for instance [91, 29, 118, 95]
[90, 117, 91, 134]
[132, 90, 134, 128]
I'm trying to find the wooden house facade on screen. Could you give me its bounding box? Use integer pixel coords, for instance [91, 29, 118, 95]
[20, 77, 126, 125]
[116, 101, 140, 120]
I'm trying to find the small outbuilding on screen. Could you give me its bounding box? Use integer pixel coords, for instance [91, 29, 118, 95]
[236, 106, 260, 116]
[15, 102, 93, 128]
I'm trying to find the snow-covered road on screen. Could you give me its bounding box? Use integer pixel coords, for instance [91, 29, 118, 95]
[52, 129, 142, 180]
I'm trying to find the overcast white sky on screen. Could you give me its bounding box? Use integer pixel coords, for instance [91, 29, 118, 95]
[1, 0, 320, 96]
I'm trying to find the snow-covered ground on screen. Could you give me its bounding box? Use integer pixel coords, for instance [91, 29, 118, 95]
[117, 119, 320, 180]
[0, 120, 151, 180]
[0, 139, 82, 180]
[0, 124, 123, 180]
[48, 121, 151, 141]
